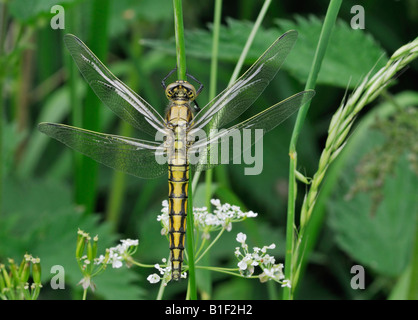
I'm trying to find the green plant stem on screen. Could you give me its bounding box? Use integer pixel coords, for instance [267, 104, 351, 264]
[195, 227, 225, 264]
[129, 260, 157, 268]
[195, 265, 240, 277]
[75, 0, 110, 214]
[173, 0, 186, 80]
[283, 0, 341, 300]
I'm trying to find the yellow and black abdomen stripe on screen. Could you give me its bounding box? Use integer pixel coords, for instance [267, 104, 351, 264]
[168, 163, 189, 280]
[165, 102, 193, 281]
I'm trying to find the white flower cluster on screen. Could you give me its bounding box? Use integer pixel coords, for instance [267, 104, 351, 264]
[235, 232, 290, 287]
[95, 239, 139, 269]
[157, 199, 258, 237]
[195, 199, 258, 233]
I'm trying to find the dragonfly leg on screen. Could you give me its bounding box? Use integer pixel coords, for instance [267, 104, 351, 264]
[162, 67, 178, 89]
[186, 72, 204, 96]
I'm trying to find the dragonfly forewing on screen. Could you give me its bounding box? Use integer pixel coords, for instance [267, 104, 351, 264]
[64, 34, 166, 137]
[190, 30, 298, 134]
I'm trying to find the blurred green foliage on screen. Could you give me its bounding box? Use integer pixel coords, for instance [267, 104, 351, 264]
[0, 0, 417, 300]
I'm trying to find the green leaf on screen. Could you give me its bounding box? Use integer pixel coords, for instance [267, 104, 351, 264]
[329, 144, 417, 277]
[276, 16, 388, 88]
[141, 18, 278, 63]
[142, 16, 388, 88]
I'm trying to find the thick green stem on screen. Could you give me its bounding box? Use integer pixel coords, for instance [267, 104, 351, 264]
[283, 0, 342, 300]
[173, 0, 187, 80]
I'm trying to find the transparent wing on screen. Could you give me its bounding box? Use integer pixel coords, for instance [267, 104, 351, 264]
[190, 30, 298, 134]
[188, 90, 315, 172]
[64, 34, 166, 137]
[38, 122, 167, 179]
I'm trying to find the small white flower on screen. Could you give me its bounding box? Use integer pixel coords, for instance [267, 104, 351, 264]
[246, 211, 258, 218]
[111, 257, 123, 269]
[262, 254, 275, 265]
[225, 221, 232, 232]
[236, 232, 247, 244]
[238, 260, 248, 270]
[234, 247, 241, 257]
[78, 276, 95, 291]
[281, 279, 291, 288]
[147, 274, 161, 284]
[121, 239, 138, 247]
[95, 255, 105, 265]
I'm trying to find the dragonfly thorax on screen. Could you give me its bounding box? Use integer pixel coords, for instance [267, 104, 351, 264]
[165, 80, 197, 102]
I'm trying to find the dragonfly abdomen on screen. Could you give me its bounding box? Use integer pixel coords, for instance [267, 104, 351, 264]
[168, 163, 189, 280]
[166, 103, 192, 281]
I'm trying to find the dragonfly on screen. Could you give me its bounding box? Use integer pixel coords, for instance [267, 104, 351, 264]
[38, 30, 315, 281]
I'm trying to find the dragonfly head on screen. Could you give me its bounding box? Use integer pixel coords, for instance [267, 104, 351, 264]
[165, 80, 197, 102]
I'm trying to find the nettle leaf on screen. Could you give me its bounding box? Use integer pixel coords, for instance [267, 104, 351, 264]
[276, 16, 388, 88]
[0, 178, 144, 299]
[329, 145, 417, 277]
[143, 16, 387, 88]
[141, 18, 278, 63]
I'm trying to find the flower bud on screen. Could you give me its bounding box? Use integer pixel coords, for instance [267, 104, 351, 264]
[32, 258, 42, 284]
[76, 234, 86, 260]
[1, 264, 12, 288]
[20, 261, 31, 283]
[0, 265, 6, 291]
